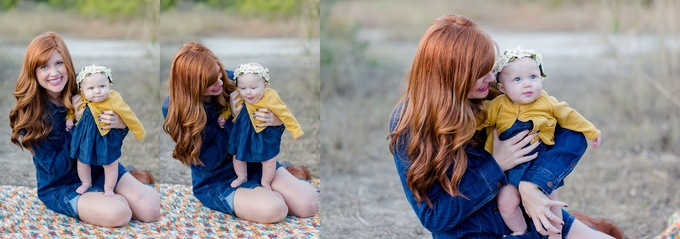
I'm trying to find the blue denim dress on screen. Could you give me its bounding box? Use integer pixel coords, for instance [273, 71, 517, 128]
[227, 102, 285, 162]
[162, 95, 281, 216]
[390, 104, 586, 238]
[31, 97, 127, 219]
[69, 105, 126, 165]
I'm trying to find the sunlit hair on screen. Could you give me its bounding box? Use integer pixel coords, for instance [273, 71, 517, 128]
[388, 14, 497, 207]
[163, 42, 235, 166]
[9, 32, 78, 152]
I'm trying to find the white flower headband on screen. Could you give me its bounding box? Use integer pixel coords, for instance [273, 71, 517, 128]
[76, 64, 113, 88]
[233, 63, 270, 84]
[492, 46, 546, 79]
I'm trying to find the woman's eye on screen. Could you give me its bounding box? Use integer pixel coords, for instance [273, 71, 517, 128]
[38, 65, 47, 70]
[56, 61, 63, 66]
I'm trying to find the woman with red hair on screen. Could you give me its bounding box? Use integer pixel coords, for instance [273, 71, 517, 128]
[388, 14, 615, 238]
[162, 42, 318, 223]
[9, 32, 160, 227]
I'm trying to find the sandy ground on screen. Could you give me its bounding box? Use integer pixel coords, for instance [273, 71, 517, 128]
[321, 28, 680, 239]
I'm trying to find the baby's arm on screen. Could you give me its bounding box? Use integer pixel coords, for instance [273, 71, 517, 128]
[549, 95, 602, 146]
[218, 110, 230, 129]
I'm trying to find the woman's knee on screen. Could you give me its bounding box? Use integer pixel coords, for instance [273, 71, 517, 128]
[130, 188, 161, 222]
[290, 190, 319, 218]
[79, 194, 132, 227]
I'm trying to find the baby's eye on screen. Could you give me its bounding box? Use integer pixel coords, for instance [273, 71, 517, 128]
[88, 87, 94, 90]
[530, 75, 536, 79]
[513, 77, 521, 82]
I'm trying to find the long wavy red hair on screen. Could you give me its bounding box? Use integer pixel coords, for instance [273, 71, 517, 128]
[9, 32, 78, 152]
[389, 14, 497, 207]
[163, 42, 235, 166]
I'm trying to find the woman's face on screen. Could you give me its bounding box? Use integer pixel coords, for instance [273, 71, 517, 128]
[35, 50, 68, 99]
[202, 70, 223, 97]
[467, 71, 495, 99]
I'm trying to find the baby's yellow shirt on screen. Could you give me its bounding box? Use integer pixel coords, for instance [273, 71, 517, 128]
[220, 88, 303, 139]
[476, 90, 600, 153]
[67, 90, 146, 140]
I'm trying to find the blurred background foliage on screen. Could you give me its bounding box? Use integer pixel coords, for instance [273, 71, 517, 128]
[160, 0, 305, 18]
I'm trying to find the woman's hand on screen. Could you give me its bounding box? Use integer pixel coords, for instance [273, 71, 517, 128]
[99, 110, 127, 129]
[230, 91, 243, 118]
[72, 94, 85, 120]
[518, 181, 567, 236]
[492, 129, 541, 171]
[254, 108, 282, 127]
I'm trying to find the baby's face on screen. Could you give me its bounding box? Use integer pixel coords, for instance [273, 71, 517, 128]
[80, 73, 111, 103]
[497, 57, 543, 104]
[237, 73, 267, 105]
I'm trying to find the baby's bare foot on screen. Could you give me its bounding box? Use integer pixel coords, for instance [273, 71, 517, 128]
[76, 183, 92, 194]
[104, 188, 115, 197]
[230, 177, 247, 188]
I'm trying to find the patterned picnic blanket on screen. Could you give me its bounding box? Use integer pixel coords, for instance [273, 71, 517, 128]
[0, 180, 320, 238]
[656, 211, 680, 239]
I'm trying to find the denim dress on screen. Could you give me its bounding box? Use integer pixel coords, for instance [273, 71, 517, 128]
[227, 101, 285, 163]
[31, 97, 127, 219]
[69, 105, 125, 165]
[162, 96, 281, 216]
[390, 104, 586, 238]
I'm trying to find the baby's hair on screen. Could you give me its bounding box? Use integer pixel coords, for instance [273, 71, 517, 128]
[76, 64, 113, 88]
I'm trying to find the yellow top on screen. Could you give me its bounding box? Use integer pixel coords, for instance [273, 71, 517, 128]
[66, 90, 146, 140]
[220, 88, 303, 139]
[476, 90, 599, 153]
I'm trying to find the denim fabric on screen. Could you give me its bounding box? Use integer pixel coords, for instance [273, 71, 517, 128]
[390, 103, 582, 238]
[228, 103, 285, 162]
[162, 96, 282, 215]
[500, 120, 546, 187]
[32, 97, 127, 220]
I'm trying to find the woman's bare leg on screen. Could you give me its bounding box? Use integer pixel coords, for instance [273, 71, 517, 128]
[567, 218, 614, 239]
[233, 187, 288, 223]
[114, 173, 161, 222]
[76, 161, 92, 194]
[271, 167, 319, 217]
[103, 160, 119, 196]
[260, 157, 277, 190]
[78, 192, 132, 227]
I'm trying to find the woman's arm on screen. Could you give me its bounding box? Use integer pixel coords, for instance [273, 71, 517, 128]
[32, 132, 74, 179]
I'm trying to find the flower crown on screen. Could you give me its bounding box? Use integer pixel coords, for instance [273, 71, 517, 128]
[76, 64, 113, 88]
[233, 63, 270, 84]
[492, 46, 546, 78]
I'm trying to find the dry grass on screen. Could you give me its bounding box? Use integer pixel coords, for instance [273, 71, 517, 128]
[160, 4, 319, 44]
[322, 0, 680, 238]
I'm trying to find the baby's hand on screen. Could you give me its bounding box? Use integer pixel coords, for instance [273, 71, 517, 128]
[592, 136, 602, 147]
[66, 119, 74, 131]
[218, 116, 226, 128]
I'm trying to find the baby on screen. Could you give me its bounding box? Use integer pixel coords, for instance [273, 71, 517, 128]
[477, 46, 601, 237]
[218, 62, 303, 190]
[67, 65, 145, 196]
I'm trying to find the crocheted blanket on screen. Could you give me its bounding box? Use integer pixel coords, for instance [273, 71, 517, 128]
[0, 180, 320, 238]
[656, 211, 680, 239]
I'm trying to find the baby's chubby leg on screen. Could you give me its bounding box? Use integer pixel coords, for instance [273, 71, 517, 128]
[547, 191, 563, 239]
[76, 161, 92, 194]
[102, 160, 119, 196]
[260, 157, 277, 190]
[231, 156, 248, 188]
[498, 185, 528, 235]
